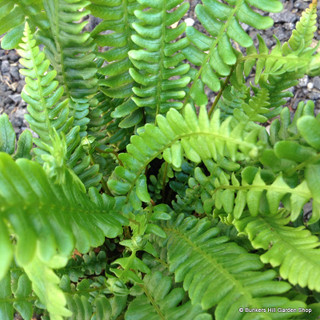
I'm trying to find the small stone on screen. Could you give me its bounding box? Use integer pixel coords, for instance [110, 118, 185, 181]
[0, 51, 8, 60]
[270, 11, 297, 24]
[1, 60, 10, 73]
[299, 76, 308, 87]
[308, 92, 320, 100]
[284, 22, 295, 30]
[307, 82, 314, 91]
[8, 50, 19, 62]
[8, 93, 21, 104]
[313, 76, 320, 90]
[10, 108, 26, 128]
[9, 82, 18, 91]
[9, 65, 20, 81]
[17, 100, 26, 108]
[17, 80, 24, 93]
[185, 18, 195, 27]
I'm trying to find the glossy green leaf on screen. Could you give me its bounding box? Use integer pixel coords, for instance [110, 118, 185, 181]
[0, 114, 15, 155]
[298, 116, 320, 151]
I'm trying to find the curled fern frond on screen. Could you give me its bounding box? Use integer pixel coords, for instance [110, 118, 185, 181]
[108, 104, 261, 208]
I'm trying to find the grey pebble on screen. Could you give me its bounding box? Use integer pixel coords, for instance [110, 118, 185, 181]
[10, 65, 20, 81]
[1, 60, 10, 74]
[299, 76, 309, 87]
[313, 77, 320, 90]
[8, 93, 21, 105]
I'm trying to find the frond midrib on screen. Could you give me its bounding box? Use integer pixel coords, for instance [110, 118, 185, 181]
[164, 225, 265, 312]
[248, 215, 320, 265]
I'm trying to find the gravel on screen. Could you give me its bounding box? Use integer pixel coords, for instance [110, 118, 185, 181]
[0, 0, 320, 136]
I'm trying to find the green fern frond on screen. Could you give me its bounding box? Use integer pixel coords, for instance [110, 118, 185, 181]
[283, 1, 318, 53]
[149, 162, 174, 202]
[219, 2, 318, 120]
[0, 269, 33, 320]
[235, 212, 320, 291]
[213, 167, 311, 220]
[182, 0, 283, 106]
[89, 0, 139, 99]
[128, 0, 191, 120]
[0, 0, 47, 49]
[0, 113, 32, 160]
[0, 152, 126, 279]
[38, 0, 98, 134]
[17, 24, 71, 144]
[108, 104, 261, 207]
[59, 274, 127, 320]
[264, 109, 320, 223]
[18, 23, 103, 188]
[89, 0, 144, 128]
[261, 104, 314, 150]
[161, 214, 303, 318]
[243, 35, 311, 85]
[24, 256, 73, 320]
[172, 163, 217, 216]
[217, 83, 249, 119]
[240, 88, 271, 123]
[0, 152, 127, 318]
[125, 270, 211, 320]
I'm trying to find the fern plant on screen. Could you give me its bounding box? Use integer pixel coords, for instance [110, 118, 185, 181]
[1, 0, 320, 319]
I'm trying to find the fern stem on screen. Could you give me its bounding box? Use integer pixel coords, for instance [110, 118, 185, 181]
[154, 0, 167, 122]
[0, 296, 36, 303]
[95, 147, 123, 166]
[139, 283, 166, 320]
[88, 149, 112, 195]
[49, 0, 71, 100]
[286, 153, 320, 176]
[208, 64, 236, 117]
[161, 162, 168, 201]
